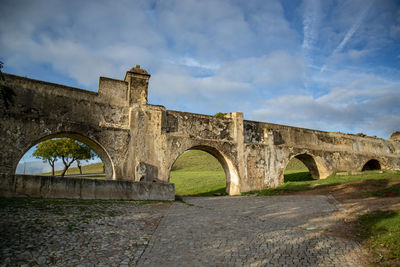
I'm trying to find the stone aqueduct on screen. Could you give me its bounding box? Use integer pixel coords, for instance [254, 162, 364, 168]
[1, 66, 400, 195]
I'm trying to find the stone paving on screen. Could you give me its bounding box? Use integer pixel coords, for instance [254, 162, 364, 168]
[0, 196, 367, 266]
[0, 200, 170, 266]
[138, 196, 367, 266]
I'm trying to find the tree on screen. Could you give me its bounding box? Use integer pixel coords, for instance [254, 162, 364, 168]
[74, 143, 94, 175]
[33, 138, 94, 177]
[56, 138, 94, 177]
[32, 139, 59, 176]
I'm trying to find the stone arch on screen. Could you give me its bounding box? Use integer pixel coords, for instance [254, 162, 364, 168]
[14, 132, 115, 179]
[284, 153, 330, 180]
[168, 145, 240, 195]
[362, 159, 381, 171]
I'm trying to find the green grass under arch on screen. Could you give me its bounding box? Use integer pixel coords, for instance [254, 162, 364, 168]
[284, 158, 312, 182]
[170, 150, 226, 196]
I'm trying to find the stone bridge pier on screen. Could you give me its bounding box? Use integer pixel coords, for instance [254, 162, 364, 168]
[1, 66, 399, 196]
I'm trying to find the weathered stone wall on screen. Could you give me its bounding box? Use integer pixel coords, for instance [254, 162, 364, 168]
[241, 120, 400, 191]
[124, 106, 242, 194]
[163, 110, 234, 141]
[0, 174, 174, 201]
[0, 73, 131, 179]
[161, 110, 237, 177]
[98, 77, 128, 105]
[390, 131, 400, 142]
[160, 111, 243, 195]
[1, 67, 399, 199]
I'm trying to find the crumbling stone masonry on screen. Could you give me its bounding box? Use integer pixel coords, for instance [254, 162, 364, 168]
[1, 66, 399, 196]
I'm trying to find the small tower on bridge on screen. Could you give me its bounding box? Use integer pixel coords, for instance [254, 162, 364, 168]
[124, 65, 150, 105]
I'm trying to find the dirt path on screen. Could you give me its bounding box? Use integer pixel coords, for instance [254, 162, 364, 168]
[292, 179, 400, 242]
[293, 179, 400, 212]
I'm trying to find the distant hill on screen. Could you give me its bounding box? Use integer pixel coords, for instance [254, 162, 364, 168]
[42, 162, 104, 176]
[285, 158, 308, 171]
[171, 150, 224, 172]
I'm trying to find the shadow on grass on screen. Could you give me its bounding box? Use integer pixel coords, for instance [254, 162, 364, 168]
[246, 176, 395, 197]
[357, 210, 397, 240]
[371, 183, 400, 197]
[284, 171, 313, 182]
[355, 210, 400, 265]
[360, 178, 389, 186]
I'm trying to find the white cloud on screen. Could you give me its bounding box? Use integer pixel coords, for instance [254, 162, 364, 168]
[320, 0, 373, 73]
[302, 0, 320, 50]
[216, 51, 305, 88]
[0, 0, 298, 88]
[150, 64, 250, 98]
[15, 159, 69, 174]
[16, 160, 52, 174]
[168, 57, 220, 71]
[1, 0, 399, 138]
[347, 49, 370, 60]
[333, 1, 372, 54]
[252, 71, 400, 138]
[149, 51, 304, 112]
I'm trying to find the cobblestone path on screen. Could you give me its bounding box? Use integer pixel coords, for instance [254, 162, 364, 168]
[0, 200, 170, 267]
[137, 196, 367, 267]
[1, 196, 367, 266]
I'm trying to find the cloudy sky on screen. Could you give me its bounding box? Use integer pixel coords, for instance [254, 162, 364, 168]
[1, 0, 400, 143]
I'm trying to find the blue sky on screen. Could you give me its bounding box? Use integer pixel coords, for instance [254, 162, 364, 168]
[1, 0, 400, 145]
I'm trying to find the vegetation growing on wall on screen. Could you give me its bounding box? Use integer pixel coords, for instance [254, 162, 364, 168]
[214, 112, 227, 118]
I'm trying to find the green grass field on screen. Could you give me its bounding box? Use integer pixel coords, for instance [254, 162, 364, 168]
[170, 150, 226, 196]
[357, 209, 400, 266]
[283, 158, 312, 182]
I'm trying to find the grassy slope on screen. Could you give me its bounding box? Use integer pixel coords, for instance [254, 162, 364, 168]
[170, 150, 225, 196]
[42, 162, 104, 176]
[283, 158, 312, 182]
[284, 158, 308, 172]
[358, 210, 400, 266]
[171, 150, 223, 172]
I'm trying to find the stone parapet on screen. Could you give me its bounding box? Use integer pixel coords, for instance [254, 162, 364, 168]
[0, 174, 175, 201]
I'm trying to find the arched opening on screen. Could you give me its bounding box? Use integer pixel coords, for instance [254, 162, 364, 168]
[284, 157, 312, 182]
[284, 153, 326, 182]
[362, 159, 381, 171]
[169, 146, 239, 196]
[14, 133, 114, 179]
